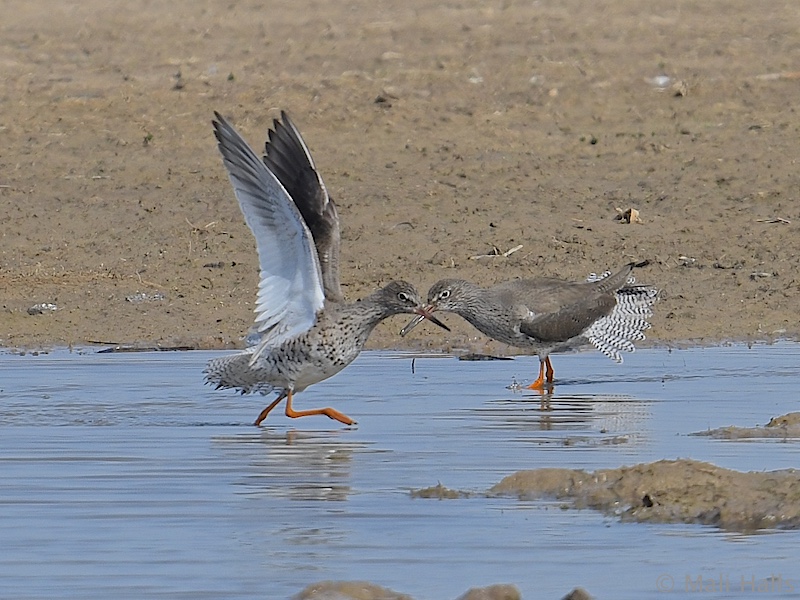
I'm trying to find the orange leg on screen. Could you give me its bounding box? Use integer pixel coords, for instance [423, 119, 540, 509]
[254, 392, 287, 426]
[527, 356, 554, 390]
[284, 390, 356, 426]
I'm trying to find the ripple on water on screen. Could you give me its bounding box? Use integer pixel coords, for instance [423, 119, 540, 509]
[1, 344, 800, 599]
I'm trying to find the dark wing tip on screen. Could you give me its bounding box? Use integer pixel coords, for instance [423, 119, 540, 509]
[212, 110, 228, 131]
[280, 110, 293, 128]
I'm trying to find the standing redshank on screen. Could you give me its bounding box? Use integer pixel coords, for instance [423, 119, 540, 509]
[401, 262, 657, 388]
[205, 111, 447, 426]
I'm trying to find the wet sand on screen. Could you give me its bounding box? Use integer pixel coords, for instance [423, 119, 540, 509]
[294, 581, 528, 600]
[419, 418, 800, 533]
[692, 412, 800, 439]
[490, 458, 800, 532]
[293, 581, 588, 600]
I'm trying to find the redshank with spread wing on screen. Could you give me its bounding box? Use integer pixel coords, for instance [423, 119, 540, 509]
[205, 112, 447, 425]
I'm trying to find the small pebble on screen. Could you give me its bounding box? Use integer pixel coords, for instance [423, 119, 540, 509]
[27, 303, 57, 315]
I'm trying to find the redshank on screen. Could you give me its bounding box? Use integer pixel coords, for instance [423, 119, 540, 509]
[401, 262, 657, 388]
[205, 111, 447, 425]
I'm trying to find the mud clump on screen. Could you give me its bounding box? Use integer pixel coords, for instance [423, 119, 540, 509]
[490, 459, 800, 531]
[456, 584, 522, 600]
[691, 412, 800, 439]
[411, 482, 472, 499]
[293, 580, 413, 600]
[292, 581, 527, 600]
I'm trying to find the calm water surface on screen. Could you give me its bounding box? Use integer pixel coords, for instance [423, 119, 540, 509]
[2, 344, 800, 599]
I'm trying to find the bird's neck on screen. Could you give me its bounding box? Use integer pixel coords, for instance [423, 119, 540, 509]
[329, 296, 400, 343]
[452, 284, 487, 321]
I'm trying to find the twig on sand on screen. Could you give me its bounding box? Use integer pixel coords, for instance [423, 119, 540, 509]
[756, 217, 790, 224]
[469, 244, 523, 260]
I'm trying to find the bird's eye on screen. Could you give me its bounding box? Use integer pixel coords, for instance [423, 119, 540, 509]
[397, 292, 411, 302]
[439, 289, 451, 300]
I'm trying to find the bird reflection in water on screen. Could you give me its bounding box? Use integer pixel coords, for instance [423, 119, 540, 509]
[214, 429, 358, 502]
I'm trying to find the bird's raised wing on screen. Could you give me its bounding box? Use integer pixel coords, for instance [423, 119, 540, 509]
[262, 112, 343, 302]
[212, 112, 325, 353]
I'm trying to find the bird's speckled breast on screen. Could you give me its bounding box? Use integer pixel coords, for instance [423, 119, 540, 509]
[258, 306, 375, 392]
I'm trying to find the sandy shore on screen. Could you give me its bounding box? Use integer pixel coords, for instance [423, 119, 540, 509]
[3, 0, 799, 353]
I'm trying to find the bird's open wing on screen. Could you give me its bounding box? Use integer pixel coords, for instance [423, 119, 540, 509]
[213, 112, 325, 353]
[262, 112, 343, 302]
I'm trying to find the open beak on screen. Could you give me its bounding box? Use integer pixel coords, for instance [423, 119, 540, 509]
[401, 305, 449, 336]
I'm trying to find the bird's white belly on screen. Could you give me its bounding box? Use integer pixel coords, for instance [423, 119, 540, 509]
[291, 360, 346, 393]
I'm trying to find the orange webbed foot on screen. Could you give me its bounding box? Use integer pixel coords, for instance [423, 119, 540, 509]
[526, 377, 546, 390]
[526, 357, 554, 390]
[284, 391, 357, 426]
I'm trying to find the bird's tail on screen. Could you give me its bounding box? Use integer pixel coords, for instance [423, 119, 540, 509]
[585, 260, 649, 292]
[204, 351, 275, 395]
[584, 268, 659, 362]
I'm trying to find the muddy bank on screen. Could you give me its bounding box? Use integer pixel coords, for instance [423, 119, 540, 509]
[413, 458, 800, 532]
[489, 459, 800, 531]
[692, 412, 800, 439]
[3, 0, 800, 351]
[293, 580, 589, 600]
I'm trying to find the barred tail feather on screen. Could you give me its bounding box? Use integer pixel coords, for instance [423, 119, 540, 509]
[585, 284, 658, 362]
[204, 351, 275, 395]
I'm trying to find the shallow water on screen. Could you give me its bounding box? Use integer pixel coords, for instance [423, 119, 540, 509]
[2, 343, 800, 599]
